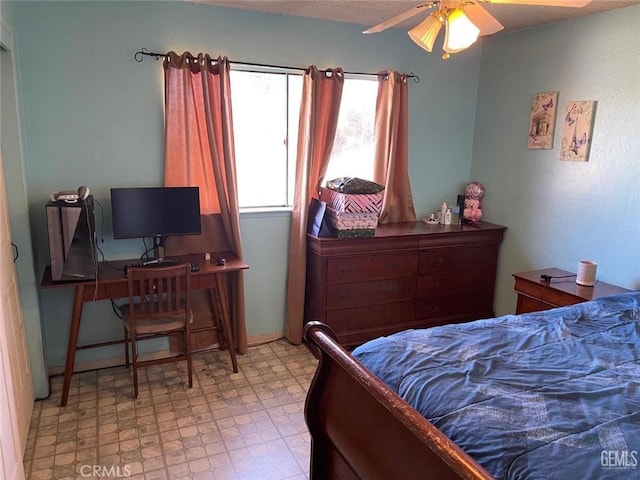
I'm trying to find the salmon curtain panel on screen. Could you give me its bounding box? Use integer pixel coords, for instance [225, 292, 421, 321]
[285, 67, 344, 344]
[163, 52, 247, 353]
[373, 71, 416, 223]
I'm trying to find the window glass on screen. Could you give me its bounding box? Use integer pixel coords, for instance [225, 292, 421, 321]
[231, 70, 290, 208]
[231, 71, 377, 208]
[287, 76, 302, 206]
[323, 78, 378, 186]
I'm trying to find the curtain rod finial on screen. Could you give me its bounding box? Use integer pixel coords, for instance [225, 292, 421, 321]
[134, 48, 166, 62]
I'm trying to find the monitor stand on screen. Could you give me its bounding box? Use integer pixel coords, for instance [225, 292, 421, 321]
[152, 235, 164, 261]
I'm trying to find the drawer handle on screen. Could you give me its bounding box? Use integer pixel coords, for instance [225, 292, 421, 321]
[340, 292, 351, 299]
[430, 282, 440, 290]
[341, 267, 352, 275]
[390, 287, 401, 295]
[430, 258, 444, 266]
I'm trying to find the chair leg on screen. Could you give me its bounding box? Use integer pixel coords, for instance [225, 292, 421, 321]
[131, 332, 139, 399]
[185, 327, 193, 389]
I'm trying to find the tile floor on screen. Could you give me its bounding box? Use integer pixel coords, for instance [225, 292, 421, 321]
[23, 339, 318, 480]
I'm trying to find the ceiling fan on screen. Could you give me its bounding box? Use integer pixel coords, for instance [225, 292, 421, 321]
[363, 0, 593, 59]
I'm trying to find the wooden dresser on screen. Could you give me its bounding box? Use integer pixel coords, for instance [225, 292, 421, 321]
[513, 268, 631, 314]
[305, 221, 506, 346]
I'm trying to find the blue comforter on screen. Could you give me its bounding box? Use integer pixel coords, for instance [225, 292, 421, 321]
[352, 292, 640, 480]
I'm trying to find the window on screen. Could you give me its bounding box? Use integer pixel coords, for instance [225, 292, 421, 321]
[230, 70, 378, 209]
[322, 78, 378, 186]
[230, 70, 300, 208]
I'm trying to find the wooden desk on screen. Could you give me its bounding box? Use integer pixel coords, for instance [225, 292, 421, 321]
[40, 252, 249, 406]
[513, 267, 630, 314]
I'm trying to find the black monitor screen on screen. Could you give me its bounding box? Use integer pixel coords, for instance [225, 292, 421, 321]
[110, 187, 202, 239]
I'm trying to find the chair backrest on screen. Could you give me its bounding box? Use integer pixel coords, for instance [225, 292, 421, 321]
[127, 263, 191, 320]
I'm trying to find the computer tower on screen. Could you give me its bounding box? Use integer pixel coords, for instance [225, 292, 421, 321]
[46, 196, 97, 281]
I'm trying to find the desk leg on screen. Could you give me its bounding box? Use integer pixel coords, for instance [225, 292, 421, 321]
[207, 289, 226, 350]
[214, 274, 238, 373]
[61, 285, 85, 407]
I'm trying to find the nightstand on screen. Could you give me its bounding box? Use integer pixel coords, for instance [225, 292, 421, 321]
[512, 268, 631, 314]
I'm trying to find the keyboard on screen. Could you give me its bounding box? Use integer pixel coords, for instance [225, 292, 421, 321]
[123, 259, 200, 277]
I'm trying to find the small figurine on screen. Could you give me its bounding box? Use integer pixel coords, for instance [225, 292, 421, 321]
[463, 182, 485, 224]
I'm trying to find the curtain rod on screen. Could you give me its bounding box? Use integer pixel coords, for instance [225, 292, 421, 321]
[134, 48, 420, 83]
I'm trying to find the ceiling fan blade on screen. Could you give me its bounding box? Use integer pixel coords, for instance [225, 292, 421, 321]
[363, 2, 438, 34]
[464, 4, 504, 36]
[482, 0, 591, 7]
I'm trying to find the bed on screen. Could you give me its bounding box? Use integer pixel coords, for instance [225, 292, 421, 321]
[303, 291, 640, 479]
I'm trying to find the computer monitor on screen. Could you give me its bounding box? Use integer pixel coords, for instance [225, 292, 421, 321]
[110, 187, 202, 259]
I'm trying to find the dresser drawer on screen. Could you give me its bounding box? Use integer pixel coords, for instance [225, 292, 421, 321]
[326, 301, 415, 335]
[326, 277, 414, 309]
[418, 245, 497, 274]
[415, 292, 493, 320]
[516, 296, 553, 314]
[416, 269, 495, 298]
[327, 252, 418, 284]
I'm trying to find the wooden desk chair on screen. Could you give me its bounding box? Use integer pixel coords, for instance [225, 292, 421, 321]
[121, 263, 193, 398]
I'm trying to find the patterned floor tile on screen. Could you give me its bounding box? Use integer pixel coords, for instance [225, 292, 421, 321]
[25, 340, 316, 479]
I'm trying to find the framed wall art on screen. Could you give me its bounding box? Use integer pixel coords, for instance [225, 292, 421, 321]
[528, 91, 558, 150]
[559, 100, 597, 162]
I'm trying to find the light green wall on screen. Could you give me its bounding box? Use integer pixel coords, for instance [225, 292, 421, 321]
[8, 1, 481, 372]
[471, 6, 640, 315]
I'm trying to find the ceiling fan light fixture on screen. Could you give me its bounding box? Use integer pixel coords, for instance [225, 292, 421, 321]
[443, 8, 480, 54]
[407, 11, 445, 53]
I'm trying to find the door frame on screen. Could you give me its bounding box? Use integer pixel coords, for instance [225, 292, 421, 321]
[1, 18, 49, 398]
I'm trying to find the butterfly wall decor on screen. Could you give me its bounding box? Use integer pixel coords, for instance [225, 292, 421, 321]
[528, 92, 558, 150]
[559, 100, 597, 162]
[565, 111, 576, 127]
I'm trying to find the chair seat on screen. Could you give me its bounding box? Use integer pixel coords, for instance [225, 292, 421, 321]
[121, 304, 193, 335]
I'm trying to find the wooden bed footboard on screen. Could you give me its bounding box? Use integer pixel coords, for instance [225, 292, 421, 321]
[303, 322, 495, 480]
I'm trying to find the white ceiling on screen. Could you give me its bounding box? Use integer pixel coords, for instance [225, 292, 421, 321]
[189, 0, 640, 34]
